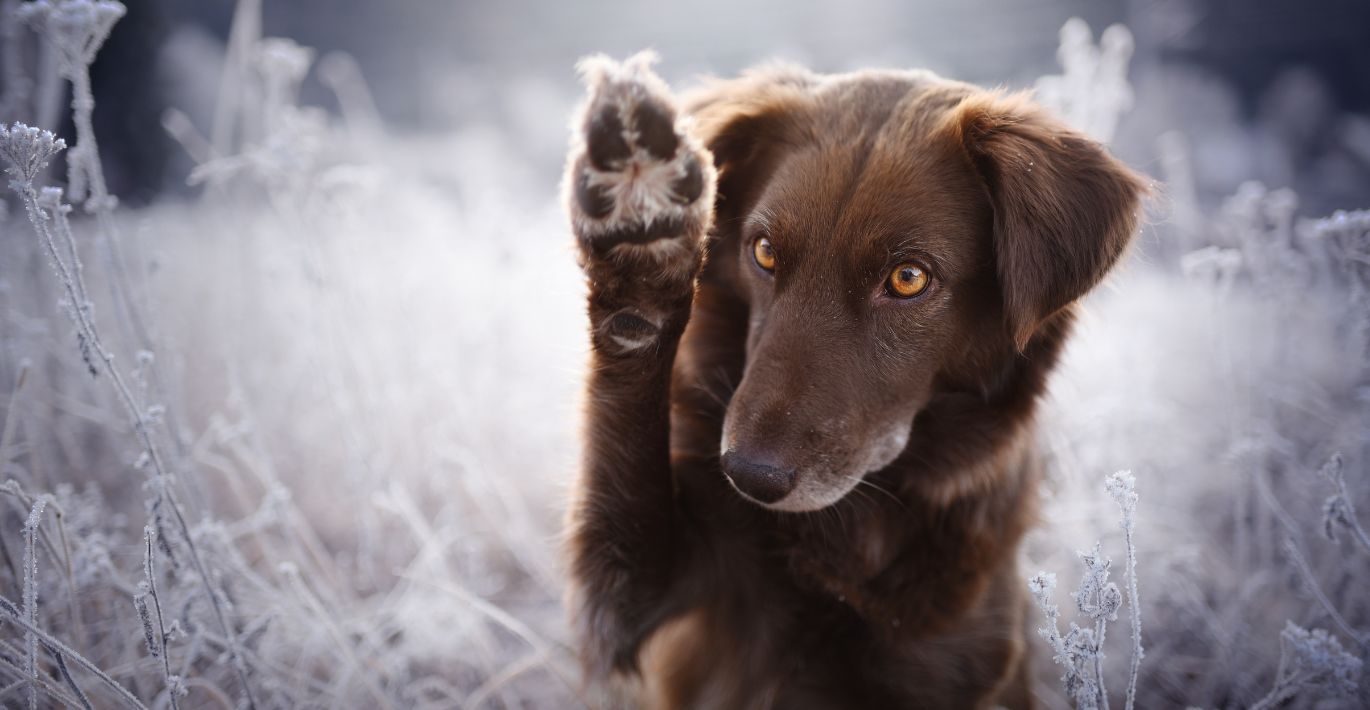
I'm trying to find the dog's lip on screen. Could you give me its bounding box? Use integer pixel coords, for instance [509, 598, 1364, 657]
[753, 471, 862, 512]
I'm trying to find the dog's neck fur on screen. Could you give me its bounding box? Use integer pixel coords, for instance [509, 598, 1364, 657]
[893, 307, 1072, 507]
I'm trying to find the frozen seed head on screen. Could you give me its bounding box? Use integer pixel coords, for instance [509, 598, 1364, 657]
[257, 37, 315, 87]
[1322, 494, 1353, 543]
[1099, 583, 1122, 620]
[20, 1, 126, 71]
[1279, 623, 1361, 698]
[0, 122, 67, 185]
[1074, 542, 1120, 621]
[36, 186, 70, 212]
[1315, 453, 1356, 543]
[1106, 470, 1137, 515]
[1060, 623, 1101, 709]
[1316, 452, 1344, 483]
[23, 496, 49, 533]
[1029, 571, 1056, 598]
[133, 586, 158, 656]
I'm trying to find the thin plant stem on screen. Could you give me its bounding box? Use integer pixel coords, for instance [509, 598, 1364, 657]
[142, 524, 180, 710]
[1255, 467, 1368, 649]
[0, 594, 149, 710]
[279, 564, 396, 710]
[1095, 614, 1110, 710]
[1120, 516, 1142, 710]
[1107, 471, 1143, 710]
[0, 650, 85, 709]
[23, 496, 48, 710]
[51, 651, 95, 710]
[1281, 535, 1366, 648]
[11, 174, 260, 710]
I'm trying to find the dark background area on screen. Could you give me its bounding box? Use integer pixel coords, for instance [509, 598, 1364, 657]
[13, 0, 1370, 207]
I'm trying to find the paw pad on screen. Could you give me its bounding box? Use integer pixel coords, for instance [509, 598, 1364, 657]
[567, 52, 716, 255]
[598, 309, 663, 353]
[586, 104, 632, 170]
[630, 96, 680, 160]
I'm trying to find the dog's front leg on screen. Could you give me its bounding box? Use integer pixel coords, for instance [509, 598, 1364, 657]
[562, 53, 717, 685]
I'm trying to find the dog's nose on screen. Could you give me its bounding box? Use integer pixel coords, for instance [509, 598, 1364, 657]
[721, 450, 796, 504]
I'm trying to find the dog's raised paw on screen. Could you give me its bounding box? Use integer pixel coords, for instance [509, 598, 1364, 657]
[566, 52, 715, 259]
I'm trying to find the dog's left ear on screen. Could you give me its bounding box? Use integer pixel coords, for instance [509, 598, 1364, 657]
[948, 92, 1148, 351]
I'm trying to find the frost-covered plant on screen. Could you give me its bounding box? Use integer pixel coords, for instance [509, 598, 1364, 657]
[2, 123, 258, 709]
[1273, 526, 1367, 652]
[1033, 17, 1134, 143]
[1301, 209, 1370, 354]
[1213, 182, 1305, 288]
[0, 592, 144, 708]
[1250, 623, 1362, 710]
[1073, 543, 1121, 709]
[17, 0, 154, 360]
[135, 523, 183, 709]
[1033, 562, 1106, 709]
[23, 496, 49, 710]
[1031, 570, 1104, 709]
[1032, 472, 1143, 710]
[256, 37, 313, 130]
[18, 0, 125, 209]
[1179, 245, 1243, 297]
[185, 35, 331, 198]
[1105, 471, 1143, 710]
[5, 15, 576, 704]
[1317, 453, 1370, 553]
[0, 121, 66, 185]
[1252, 449, 1369, 707]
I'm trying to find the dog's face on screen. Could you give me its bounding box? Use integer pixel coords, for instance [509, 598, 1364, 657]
[692, 70, 1145, 511]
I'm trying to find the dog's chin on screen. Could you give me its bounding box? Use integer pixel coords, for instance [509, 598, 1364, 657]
[749, 423, 913, 513]
[760, 476, 862, 512]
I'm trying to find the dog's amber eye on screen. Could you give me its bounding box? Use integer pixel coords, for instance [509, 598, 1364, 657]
[886, 263, 930, 298]
[753, 237, 777, 272]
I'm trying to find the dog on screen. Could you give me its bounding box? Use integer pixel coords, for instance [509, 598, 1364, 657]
[561, 52, 1146, 709]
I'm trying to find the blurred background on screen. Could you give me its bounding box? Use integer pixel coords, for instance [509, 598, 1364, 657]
[1, 0, 1368, 708]
[71, 0, 1370, 210]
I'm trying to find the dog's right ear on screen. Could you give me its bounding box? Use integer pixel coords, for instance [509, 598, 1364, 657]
[683, 67, 813, 226]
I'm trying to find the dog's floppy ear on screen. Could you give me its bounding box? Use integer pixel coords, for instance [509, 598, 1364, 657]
[683, 67, 813, 224]
[948, 92, 1148, 351]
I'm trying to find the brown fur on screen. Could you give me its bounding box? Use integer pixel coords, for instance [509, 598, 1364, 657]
[563, 56, 1147, 709]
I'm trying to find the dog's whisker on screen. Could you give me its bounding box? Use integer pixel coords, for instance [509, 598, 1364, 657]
[856, 477, 908, 511]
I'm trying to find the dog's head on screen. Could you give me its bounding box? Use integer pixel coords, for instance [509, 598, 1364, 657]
[686, 68, 1146, 512]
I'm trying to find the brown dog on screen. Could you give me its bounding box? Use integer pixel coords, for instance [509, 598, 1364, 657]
[562, 53, 1146, 709]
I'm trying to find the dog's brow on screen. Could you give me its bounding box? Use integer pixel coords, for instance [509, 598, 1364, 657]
[887, 235, 950, 276]
[744, 208, 777, 236]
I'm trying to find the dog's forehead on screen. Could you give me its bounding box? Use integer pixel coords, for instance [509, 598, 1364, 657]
[751, 77, 989, 283]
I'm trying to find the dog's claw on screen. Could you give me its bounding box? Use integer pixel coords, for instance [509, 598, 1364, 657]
[576, 170, 615, 219]
[670, 155, 704, 205]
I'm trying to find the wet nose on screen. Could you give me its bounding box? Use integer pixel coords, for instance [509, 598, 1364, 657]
[720, 450, 797, 504]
